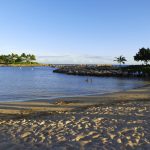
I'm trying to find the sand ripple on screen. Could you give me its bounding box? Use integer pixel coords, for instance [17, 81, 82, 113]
[0, 100, 150, 150]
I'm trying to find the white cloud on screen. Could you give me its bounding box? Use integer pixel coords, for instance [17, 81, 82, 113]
[37, 55, 117, 64]
[38, 54, 142, 64]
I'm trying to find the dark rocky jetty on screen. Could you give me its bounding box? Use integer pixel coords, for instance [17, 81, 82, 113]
[53, 65, 130, 77]
[53, 64, 150, 77]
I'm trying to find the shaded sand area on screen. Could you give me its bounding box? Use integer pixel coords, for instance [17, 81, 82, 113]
[0, 85, 150, 149]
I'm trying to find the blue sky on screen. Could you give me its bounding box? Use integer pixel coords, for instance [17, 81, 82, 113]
[0, 0, 150, 64]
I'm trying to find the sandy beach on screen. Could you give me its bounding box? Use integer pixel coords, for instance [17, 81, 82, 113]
[0, 85, 150, 149]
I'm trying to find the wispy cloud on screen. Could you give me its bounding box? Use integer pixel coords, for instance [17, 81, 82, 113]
[37, 55, 114, 64]
[38, 55, 70, 58]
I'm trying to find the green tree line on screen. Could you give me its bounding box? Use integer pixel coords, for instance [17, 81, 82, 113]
[0, 53, 36, 64]
[114, 47, 150, 66]
[114, 48, 150, 77]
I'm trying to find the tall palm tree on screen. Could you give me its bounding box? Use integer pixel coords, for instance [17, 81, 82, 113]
[114, 55, 127, 66]
[10, 53, 18, 63]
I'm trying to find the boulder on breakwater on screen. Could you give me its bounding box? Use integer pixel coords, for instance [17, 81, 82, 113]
[53, 65, 130, 77]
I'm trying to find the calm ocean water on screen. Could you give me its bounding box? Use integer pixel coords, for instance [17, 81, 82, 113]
[0, 67, 145, 102]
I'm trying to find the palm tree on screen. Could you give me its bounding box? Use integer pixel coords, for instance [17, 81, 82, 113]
[30, 54, 36, 62]
[114, 55, 127, 66]
[20, 53, 27, 62]
[10, 53, 18, 63]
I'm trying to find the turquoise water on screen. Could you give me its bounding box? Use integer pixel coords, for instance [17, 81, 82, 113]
[0, 67, 144, 102]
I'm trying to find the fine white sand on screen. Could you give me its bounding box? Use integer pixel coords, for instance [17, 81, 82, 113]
[0, 100, 150, 149]
[0, 85, 150, 149]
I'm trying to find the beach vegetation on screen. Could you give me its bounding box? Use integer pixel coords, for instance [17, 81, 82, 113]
[114, 56, 127, 66]
[0, 53, 36, 65]
[134, 48, 150, 65]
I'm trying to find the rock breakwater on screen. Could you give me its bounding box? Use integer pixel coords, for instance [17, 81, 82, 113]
[53, 65, 129, 77]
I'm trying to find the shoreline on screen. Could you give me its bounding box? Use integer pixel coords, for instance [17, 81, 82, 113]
[0, 88, 150, 149]
[0, 83, 150, 116]
[0, 64, 50, 67]
[0, 79, 147, 103]
[0, 83, 150, 149]
[31, 81, 149, 102]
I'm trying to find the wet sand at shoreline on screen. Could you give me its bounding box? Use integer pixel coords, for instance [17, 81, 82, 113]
[0, 84, 150, 115]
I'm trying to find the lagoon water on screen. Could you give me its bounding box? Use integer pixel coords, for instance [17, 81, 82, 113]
[0, 67, 144, 102]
